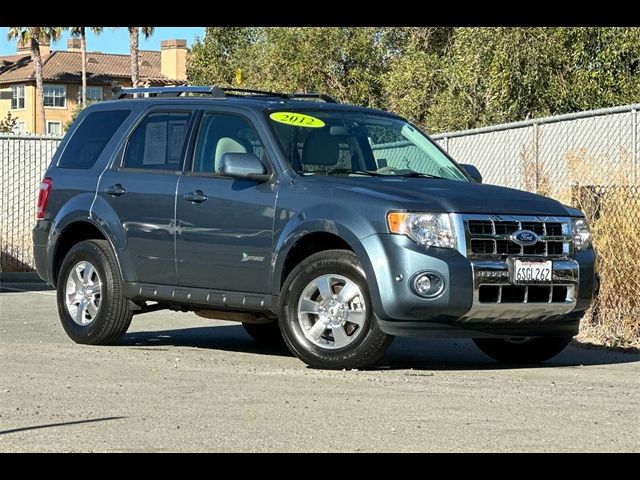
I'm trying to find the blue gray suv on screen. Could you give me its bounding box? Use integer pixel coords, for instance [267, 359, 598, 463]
[33, 86, 598, 369]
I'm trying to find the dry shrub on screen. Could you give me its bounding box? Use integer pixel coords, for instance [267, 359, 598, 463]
[0, 233, 36, 272]
[563, 150, 640, 347]
[520, 145, 550, 196]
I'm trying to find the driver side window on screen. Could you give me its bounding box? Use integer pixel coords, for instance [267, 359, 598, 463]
[192, 113, 265, 175]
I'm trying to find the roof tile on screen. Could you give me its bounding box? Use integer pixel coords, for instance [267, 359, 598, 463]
[0, 50, 179, 85]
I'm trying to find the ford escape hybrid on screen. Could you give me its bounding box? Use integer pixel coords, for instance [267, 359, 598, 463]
[33, 86, 598, 369]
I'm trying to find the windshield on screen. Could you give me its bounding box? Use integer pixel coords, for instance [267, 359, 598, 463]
[267, 110, 468, 181]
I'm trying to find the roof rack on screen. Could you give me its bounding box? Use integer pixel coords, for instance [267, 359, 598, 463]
[221, 87, 289, 98]
[112, 86, 339, 103]
[288, 93, 338, 103]
[113, 86, 225, 99]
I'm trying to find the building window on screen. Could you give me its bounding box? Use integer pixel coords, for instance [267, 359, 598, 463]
[11, 85, 25, 110]
[47, 121, 62, 136]
[85, 86, 103, 103]
[14, 121, 26, 134]
[44, 84, 66, 108]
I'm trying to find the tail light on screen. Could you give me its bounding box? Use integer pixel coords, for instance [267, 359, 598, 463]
[36, 177, 53, 220]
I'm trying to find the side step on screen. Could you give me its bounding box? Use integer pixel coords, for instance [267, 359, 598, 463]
[122, 282, 275, 313]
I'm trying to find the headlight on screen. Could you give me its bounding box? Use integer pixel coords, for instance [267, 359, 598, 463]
[572, 218, 591, 251]
[387, 212, 456, 248]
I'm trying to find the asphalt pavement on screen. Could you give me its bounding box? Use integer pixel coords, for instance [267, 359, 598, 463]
[1, 283, 638, 452]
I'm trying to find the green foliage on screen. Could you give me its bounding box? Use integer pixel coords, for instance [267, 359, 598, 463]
[64, 103, 83, 131]
[188, 27, 640, 132]
[0, 111, 18, 133]
[187, 27, 256, 86]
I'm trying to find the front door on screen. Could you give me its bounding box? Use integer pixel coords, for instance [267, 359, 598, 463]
[97, 110, 194, 285]
[175, 111, 277, 293]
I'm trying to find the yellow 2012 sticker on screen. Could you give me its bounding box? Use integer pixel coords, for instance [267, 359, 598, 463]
[269, 112, 325, 128]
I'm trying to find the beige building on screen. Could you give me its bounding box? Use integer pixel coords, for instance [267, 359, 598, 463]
[0, 39, 187, 135]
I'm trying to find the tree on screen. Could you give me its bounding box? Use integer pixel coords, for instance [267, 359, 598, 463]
[381, 28, 454, 130]
[7, 27, 62, 134]
[187, 27, 640, 133]
[426, 27, 640, 132]
[127, 27, 155, 86]
[0, 112, 18, 133]
[189, 27, 389, 107]
[187, 27, 256, 86]
[68, 27, 103, 108]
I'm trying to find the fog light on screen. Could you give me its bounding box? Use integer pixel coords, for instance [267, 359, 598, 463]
[411, 272, 445, 298]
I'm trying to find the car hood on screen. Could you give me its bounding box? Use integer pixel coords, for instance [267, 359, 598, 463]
[312, 176, 573, 216]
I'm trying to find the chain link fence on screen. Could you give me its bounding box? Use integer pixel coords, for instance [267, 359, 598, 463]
[432, 104, 639, 196]
[0, 134, 61, 271]
[1, 105, 639, 343]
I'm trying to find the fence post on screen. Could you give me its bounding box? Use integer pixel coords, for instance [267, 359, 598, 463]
[443, 136, 449, 152]
[532, 123, 539, 192]
[633, 109, 637, 185]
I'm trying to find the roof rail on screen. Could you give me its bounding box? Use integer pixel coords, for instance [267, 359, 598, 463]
[111, 86, 340, 104]
[288, 93, 338, 103]
[221, 87, 289, 98]
[112, 86, 225, 99]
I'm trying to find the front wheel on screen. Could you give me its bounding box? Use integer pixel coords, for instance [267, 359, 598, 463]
[473, 336, 572, 364]
[279, 250, 394, 369]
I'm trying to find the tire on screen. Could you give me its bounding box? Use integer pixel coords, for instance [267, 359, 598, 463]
[56, 239, 133, 345]
[473, 336, 572, 364]
[279, 250, 394, 369]
[242, 320, 284, 346]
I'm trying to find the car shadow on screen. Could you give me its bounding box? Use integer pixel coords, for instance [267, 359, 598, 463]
[121, 325, 292, 357]
[120, 324, 640, 370]
[377, 338, 639, 371]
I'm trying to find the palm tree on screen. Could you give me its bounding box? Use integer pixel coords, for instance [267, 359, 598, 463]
[127, 27, 155, 87]
[7, 27, 62, 134]
[69, 27, 103, 108]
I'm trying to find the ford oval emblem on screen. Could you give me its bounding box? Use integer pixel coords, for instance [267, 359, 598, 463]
[511, 229, 539, 246]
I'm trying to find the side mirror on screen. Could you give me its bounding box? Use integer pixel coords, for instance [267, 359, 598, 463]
[461, 163, 482, 183]
[220, 152, 270, 182]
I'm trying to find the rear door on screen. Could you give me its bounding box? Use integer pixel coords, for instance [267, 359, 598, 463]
[97, 109, 195, 285]
[175, 109, 277, 293]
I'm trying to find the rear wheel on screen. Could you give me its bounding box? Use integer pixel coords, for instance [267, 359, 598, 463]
[242, 320, 284, 346]
[57, 239, 133, 345]
[279, 250, 393, 369]
[473, 336, 572, 364]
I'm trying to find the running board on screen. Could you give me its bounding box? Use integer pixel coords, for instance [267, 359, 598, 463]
[122, 282, 275, 313]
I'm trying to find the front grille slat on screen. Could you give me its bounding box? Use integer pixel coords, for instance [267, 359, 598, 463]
[466, 217, 571, 258]
[479, 285, 570, 304]
[468, 220, 493, 235]
[496, 239, 522, 255]
[494, 221, 519, 235]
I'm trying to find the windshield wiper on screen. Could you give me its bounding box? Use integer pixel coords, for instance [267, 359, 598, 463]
[395, 171, 443, 179]
[321, 168, 383, 176]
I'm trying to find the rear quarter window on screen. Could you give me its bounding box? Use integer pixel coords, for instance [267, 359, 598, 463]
[58, 110, 130, 169]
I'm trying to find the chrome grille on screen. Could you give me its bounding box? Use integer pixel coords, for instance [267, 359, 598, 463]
[464, 215, 572, 258]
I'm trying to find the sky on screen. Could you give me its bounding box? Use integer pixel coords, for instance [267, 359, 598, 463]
[0, 27, 205, 56]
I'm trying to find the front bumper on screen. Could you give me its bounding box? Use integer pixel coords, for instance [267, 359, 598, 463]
[361, 233, 597, 337]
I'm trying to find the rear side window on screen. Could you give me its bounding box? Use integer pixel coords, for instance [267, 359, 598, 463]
[58, 110, 130, 169]
[122, 112, 192, 171]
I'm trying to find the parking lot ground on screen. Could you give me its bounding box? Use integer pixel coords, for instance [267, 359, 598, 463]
[1, 286, 638, 452]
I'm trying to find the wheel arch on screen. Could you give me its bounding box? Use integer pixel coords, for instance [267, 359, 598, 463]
[51, 219, 112, 287]
[272, 220, 379, 307]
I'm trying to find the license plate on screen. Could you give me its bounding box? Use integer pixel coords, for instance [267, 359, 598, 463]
[513, 259, 552, 284]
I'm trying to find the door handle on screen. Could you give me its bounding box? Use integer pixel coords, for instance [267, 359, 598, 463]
[106, 184, 126, 197]
[183, 190, 208, 204]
